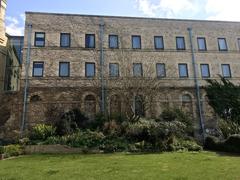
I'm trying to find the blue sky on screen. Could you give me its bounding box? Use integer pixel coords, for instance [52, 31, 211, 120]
[6, 0, 240, 36]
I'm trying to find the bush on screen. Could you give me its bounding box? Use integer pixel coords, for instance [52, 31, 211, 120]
[167, 137, 202, 151]
[4, 145, 23, 157]
[45, 130, 105, 149]
[204, 136, 220, 150]
[205, 135, 240, 153]
[30, 124, 56, 141]
[100, 136, 128, 153]
[125, 118, 187, 150]
[158, 107, 194, 136]
[218, 119, 240, 138]
[54, 108, 89, 135]
[0, 146, 4, 154]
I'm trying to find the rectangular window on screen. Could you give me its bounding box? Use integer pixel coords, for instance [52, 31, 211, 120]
[60, 33, 71, 47]
[34, 32, 45, 47]
[109, 63, 119, 77]
[59, 62, 70, 77]
[154, 36, 164, 50]
[178, 63, 188, 78]
[221, 64, 231, 78]
[197, 37, 207, 51]
[109, 35, 118, 48]
[200, 64, 210, 78]
[85, 62, 95, 77]
[218, 38, 228, 51]
[237, 38, 240, 50]
[176, 37, 185, 50]
[85, 34, 95, 48]
[133, 63, 143, 77]
[156, 63, 166, 78]
[33, 62, 44, 77]
[132, 35, 141, 49]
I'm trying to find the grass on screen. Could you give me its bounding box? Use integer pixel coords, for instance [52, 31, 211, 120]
[0, 151, 239, 180]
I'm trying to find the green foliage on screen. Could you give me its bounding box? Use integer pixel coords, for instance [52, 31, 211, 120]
[218, 119, 240, 138]
[167, 137, 202, 151]
[30, 124, 56, 141]
[45, 130, 105, 149]
[206, 76, 240, 124]
[205, 135, 240, 153]
[158, 107, 194, 136]
[125, 118, 188, 150]
[0, 146, 4, 154]
[4, 144, 23, 157]
[100, 136, 128, 153]
[54, 108, 89, 135]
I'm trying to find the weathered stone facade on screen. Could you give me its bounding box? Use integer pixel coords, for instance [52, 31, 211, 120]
[4, 11, 240, 139]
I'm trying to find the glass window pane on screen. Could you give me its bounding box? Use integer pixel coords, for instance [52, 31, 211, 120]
[133, 63, 142, 77]
[109, 35, 118, 48]
[154, 36, 164, 49]
[86, 34, 95, 48]
[109, 63, 119, 77]
[35, 32, 45, 47]
[59, 62, 69, 77]
[237, 38, 240, 50]
[156, 63, 166, 77]
[222, 64, 231, 77]
[201, 64, 210, 78]
[176, 37, 185, 50]
[33, 62, 43, 77]
[218, 38, 227, 51]
[86, 63, 95, 77]
[198, 38, 206, 50]
[61, 33, 70, 47]
[132, 36, 141, 49]
[179, 64, 188, 77]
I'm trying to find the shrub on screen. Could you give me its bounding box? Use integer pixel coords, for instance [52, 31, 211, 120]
[0, 146, 4, 154]
[218, 119, 240, 138]
[100, 136, 128, 153]
[167, 137, 202, 151]
[204, 136, 219, 150]
[222, 134, 240, 153]
[45, 130, 105, 149]
[205, 135, 240, 153]
[54, 108, 89, 135]
[4, 145, 24, 157]
[103, 120, 122, 136]
[30, 124, 56, 141]
[158, 107, 194, 136]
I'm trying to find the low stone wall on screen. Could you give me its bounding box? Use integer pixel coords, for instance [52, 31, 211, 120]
[24, 145, 84, 154]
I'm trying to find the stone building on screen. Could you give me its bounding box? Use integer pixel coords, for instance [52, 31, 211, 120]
[4, 11, 240, 139]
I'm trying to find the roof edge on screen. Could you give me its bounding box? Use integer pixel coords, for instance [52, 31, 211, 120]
[25, 11, 240, 24]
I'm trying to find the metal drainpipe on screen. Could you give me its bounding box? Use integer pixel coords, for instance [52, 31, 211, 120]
[187, 27, 205, 141]
[99, 18, 106, 114]
[20, 24, 32, 138]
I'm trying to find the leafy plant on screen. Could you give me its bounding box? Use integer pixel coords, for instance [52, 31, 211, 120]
[30, 124, 56, 141]
[205, 76, 240, 124]
[0, 146, 4, 154]
[4, 145, 24, 157]
[218, 119, 240, 138]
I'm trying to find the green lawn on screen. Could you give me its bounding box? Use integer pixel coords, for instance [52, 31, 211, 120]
[0, 151, 239, 180]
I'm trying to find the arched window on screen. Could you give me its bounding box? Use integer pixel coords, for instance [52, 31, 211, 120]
[30, 95, 42, 102]
[135, 95, 144, 116]
[110, 95, 121, 116]
[182, 94, 192, 114]
[84, 95, 96, 120]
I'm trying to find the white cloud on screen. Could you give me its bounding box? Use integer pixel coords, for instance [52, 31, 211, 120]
[135, 0, 240, 21]
[5, 15, 24, 36]
[135, 0, 200, 18]
[205, 0, 240, 21]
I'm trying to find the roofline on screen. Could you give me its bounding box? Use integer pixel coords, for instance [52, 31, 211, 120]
[25, 11, 240, 24]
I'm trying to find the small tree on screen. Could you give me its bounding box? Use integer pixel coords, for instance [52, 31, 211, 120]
[205, 76, 240, 124]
